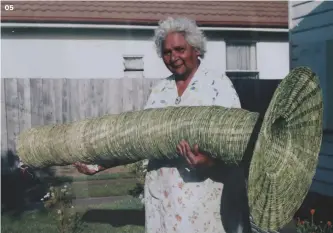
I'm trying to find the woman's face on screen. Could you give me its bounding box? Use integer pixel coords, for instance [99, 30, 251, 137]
[162, 32, 200, 78]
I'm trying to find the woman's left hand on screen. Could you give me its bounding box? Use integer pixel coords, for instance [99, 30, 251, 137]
[176, 139, 215, 169]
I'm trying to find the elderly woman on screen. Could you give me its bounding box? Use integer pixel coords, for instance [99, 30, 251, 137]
[75, 17, 251, 233]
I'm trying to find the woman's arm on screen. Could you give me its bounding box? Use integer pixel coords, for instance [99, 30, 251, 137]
[73, 157, 142, 175]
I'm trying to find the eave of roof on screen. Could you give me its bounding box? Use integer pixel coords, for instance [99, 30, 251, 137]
[1, 1, 288, 28]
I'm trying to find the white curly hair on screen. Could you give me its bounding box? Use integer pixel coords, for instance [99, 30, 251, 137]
[153, 17, 207, 59]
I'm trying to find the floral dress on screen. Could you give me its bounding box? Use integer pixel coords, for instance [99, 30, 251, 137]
[143, 64, 251, 233]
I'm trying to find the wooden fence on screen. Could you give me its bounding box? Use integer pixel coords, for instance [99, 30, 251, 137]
[1, 78, 161, 153]
[1, 77, 281, 175]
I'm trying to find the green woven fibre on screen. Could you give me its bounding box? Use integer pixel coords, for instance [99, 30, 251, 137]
[248, 66, 323, 231]
[17, 106, 259, 168]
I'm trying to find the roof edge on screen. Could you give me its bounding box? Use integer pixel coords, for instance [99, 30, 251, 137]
[1, 16, 288, 29]
[1, 22, 289, 33]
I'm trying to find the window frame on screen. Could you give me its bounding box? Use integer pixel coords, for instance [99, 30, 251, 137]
[225, 40, 259, 79]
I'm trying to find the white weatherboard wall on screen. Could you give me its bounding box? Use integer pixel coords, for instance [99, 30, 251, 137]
[289, 0, 333, 196]
[1, 29, 289, 80]
[257, 42, 290, 79]
[1, 36, 170, 79]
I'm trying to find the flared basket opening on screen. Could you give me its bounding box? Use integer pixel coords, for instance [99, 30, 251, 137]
[270, 116, 287, 139]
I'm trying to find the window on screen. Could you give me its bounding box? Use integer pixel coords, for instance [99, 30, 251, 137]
[226, 41, 259, 79]
[123, 55, 144, 78]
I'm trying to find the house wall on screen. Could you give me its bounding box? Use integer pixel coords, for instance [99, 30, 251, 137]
[289, 0, 333, 196]
[1, 28, 289, 80]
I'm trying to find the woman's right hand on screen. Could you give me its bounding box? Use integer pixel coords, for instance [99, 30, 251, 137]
[73, 162, 105, 175]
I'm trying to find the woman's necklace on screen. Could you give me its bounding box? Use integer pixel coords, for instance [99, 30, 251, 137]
[175, 76, 191, 105]
[175, 96, 181, 105]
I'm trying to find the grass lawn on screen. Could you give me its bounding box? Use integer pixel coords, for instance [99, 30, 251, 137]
[1, 197, 145, 233]
[45, 172, 137, 185]
[34, 172, 142, 199]
[54, 172, 137, 183]
[2, 171, 145, 233]
[71, 178, 139, 198]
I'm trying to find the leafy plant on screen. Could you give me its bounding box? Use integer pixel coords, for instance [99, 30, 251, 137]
[126, 160, 148, 201]
[296, 209, 332, 233]
[41, 184, 85, 233]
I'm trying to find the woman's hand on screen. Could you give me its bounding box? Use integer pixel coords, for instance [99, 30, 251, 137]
[73, 162, 106, 175]
[176, 139, 215, 169]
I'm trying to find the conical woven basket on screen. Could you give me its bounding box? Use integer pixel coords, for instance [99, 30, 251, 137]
[248, 67, 323, 230]
[16, 66, 323, 231]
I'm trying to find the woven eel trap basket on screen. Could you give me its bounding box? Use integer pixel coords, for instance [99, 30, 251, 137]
[17, 66, 323, 231]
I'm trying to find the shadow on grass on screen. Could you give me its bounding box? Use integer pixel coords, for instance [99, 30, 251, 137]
[81, 209, 145, 227]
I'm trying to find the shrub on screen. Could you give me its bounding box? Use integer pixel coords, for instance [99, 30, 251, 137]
[41, 184, 84, 233]
[126, 160, 148, 202]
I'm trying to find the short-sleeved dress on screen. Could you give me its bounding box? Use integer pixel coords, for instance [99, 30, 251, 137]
[143, 64, 251, 233]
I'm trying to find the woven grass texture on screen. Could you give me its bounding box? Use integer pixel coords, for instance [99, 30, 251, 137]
[248, 67, 323, 231]
[16, 66, 323, 231]
[17, 106, 259, 168]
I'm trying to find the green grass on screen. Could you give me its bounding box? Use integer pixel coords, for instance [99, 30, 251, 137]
[71, 172, 136, 182]
[2, 172, 144, 233]
[1, 197, 145, 233]
[47, 172, 137, 184]
[71, 179, 139, 198]
[41, 172, 140, 198]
